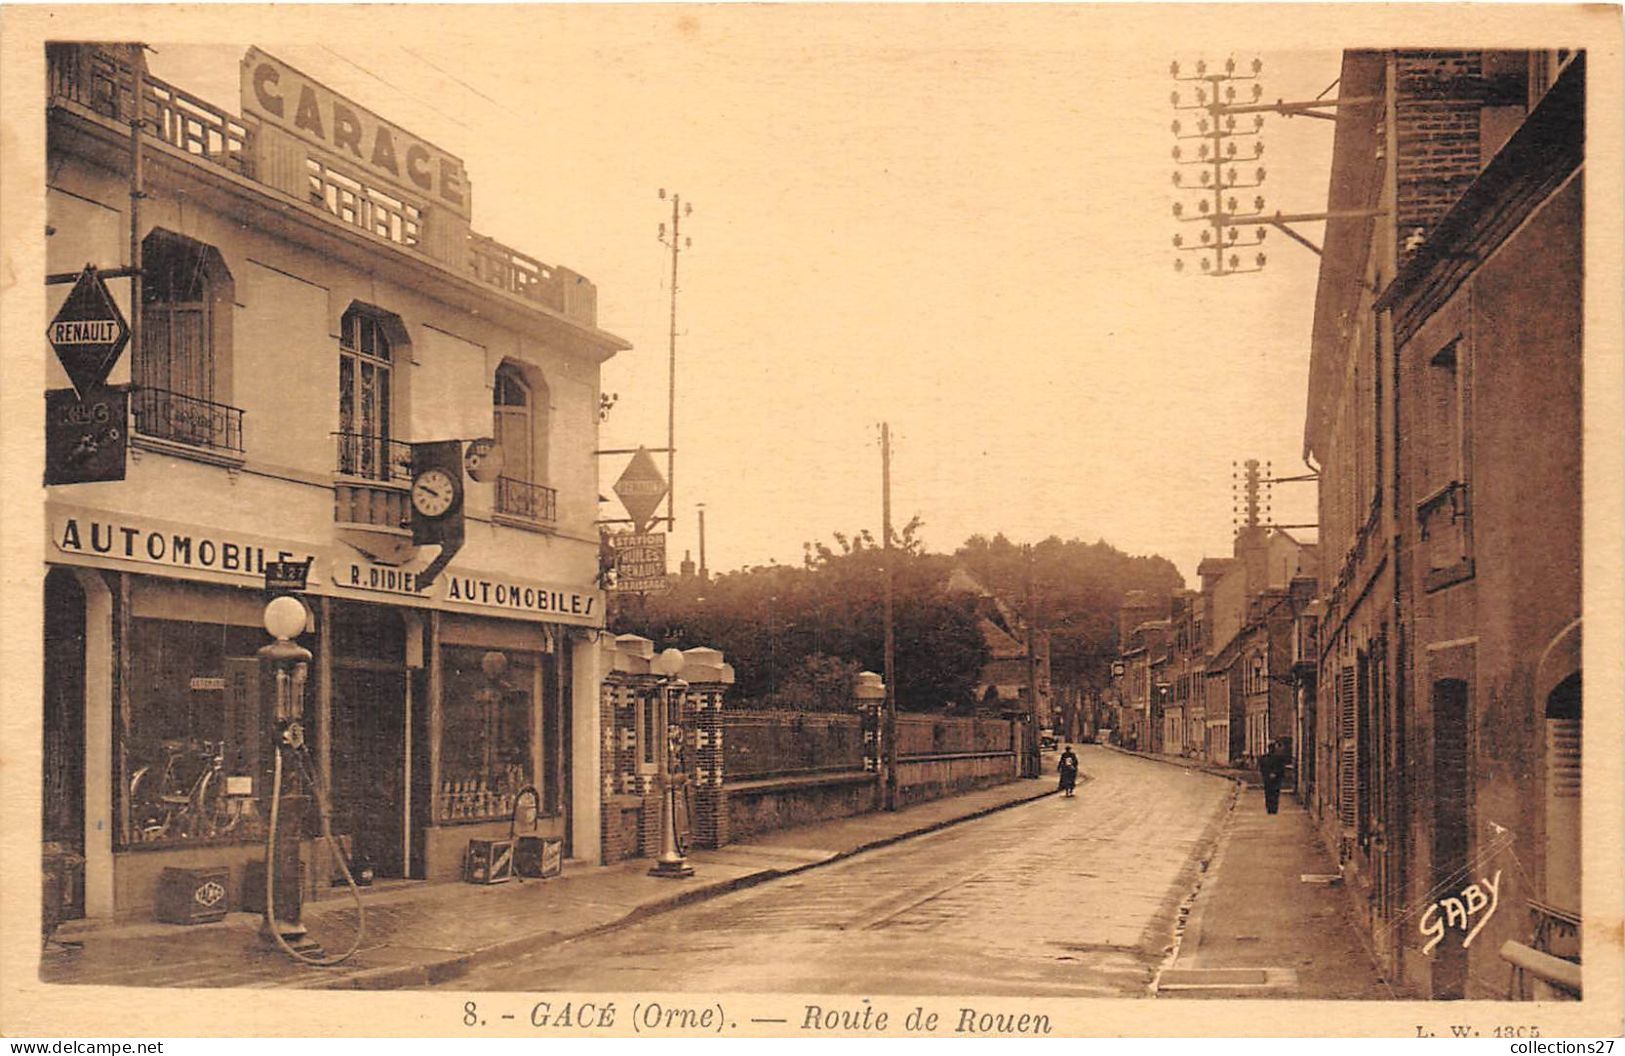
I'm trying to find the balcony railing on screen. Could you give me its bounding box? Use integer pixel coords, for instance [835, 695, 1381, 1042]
[469, 234, 566, 313]
[495, 476, 558, 525]
[131, 386, 245, 453]
[333, 431, 413, 484]
[47, 44, 250, 176]
[307, 157, 421, 247]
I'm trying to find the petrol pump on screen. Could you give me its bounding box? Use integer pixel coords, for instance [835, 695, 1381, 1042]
[258, 595, 365, 966]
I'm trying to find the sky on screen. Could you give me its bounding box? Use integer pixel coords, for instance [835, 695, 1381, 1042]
[149, 9, 1341, 587]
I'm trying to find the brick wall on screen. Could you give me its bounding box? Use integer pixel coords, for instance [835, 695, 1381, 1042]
[1395, 51, 1484, 262]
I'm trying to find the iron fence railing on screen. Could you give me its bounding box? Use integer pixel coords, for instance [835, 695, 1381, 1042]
[495, 475, 558, 524]
[131, 386, 244, 453]
[333, 431, 413, 484]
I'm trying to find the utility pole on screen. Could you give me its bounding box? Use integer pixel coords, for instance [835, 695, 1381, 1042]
[1168, 56, 1387, 275]
[128, 43, 146, 371]
[881, 423, 897, 812]
[1024, 544, 1041, 778]
[657, 189, 692, 533]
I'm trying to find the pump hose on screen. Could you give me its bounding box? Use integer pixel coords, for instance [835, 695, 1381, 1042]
[264, 742, 366, 966]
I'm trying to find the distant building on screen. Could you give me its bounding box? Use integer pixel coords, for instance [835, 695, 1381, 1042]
[946, 567, 1050, 718]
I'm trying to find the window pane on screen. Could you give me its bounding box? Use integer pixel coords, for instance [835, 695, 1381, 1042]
[338, 355, 355, 434]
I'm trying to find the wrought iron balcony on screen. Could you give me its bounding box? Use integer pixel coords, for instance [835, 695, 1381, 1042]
[333, 431, 413, 484]
[495, 475, 557, 525]
[131, 386, 244, 453]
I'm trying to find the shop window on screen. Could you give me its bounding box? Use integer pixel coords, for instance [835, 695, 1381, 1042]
[134, 231, 240, 452]
[438, 647, 538, 822]
[120, 618, 268, 847]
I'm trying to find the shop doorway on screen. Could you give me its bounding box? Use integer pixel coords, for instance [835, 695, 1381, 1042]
[329, 604, 428, 880]
[44, 569, 87, 921]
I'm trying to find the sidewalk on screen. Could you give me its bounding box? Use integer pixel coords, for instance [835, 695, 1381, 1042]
[1153, 782, 1405, 1000]
[41, 776, 1058, 990]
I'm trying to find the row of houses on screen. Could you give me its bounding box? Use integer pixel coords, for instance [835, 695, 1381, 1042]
[1300, 49, 1583, 1002]
[1105, 485, 1316, 767]
[1107, 49, 1584, 1002]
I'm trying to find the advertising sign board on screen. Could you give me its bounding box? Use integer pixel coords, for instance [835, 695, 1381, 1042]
[45, 385, 127, 485]
[608, 531, 670, 593]
[47, 266, 130, 398]
[612, 448, 668, 532]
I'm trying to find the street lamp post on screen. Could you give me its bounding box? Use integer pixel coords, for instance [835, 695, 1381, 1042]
[648, 647, 693, 878]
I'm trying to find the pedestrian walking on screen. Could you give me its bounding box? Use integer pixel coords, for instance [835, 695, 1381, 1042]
[1057, 745, 1080, 797]
[1258, 740, 1287, 815]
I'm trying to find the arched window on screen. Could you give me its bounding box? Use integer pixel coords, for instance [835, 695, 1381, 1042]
[493, 364, 532, 484]
[338, 306, 394, 479]
[135, 231, 235, 449]
[492, 362, 553, 524]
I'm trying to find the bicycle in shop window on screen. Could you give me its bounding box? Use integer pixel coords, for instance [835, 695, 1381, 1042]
[128, 738, 259, 842]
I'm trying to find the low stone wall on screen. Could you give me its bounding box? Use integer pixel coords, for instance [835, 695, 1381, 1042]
[896, 750, 1019, 808]
[723, 771, 879, 842]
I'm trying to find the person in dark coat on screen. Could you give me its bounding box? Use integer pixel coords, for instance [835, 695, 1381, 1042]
[1057, 745, 1080, 797]
[1258, 741, 1288, 814]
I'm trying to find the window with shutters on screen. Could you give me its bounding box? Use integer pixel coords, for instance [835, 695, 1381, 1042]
[1356, 650, 1375, 847]
[1337, 663, 1357, 829]
[1543, 672, 1581, 919]
[1417, 337, 1475, 590]
[492, 362, 556, 526]
[133, 230, 242, 454]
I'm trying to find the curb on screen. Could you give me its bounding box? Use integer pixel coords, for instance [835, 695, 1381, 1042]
[315, 783, 1060, 990]
[1150, 780, 1240, 995]
[1104, 745, 1257, 786]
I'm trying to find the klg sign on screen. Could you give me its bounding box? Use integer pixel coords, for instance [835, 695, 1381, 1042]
[45, 385, 127, 485]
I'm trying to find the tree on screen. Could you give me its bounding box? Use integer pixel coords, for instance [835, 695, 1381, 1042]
[612, 521, 986, 711]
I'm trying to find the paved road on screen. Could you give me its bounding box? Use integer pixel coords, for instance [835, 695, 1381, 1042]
[446, 747, 1231, 996]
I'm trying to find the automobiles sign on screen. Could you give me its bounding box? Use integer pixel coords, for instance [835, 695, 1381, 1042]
[47, 266, 130, 399]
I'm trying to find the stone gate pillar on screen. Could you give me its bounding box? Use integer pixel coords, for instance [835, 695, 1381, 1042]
[600, 635, 661, 863]
[679, 647, 734, 850]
